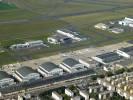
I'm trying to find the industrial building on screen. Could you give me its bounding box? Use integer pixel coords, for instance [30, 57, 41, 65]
[0, 71, 15, 88]
[116, 46, 133, 58]
[92, 52, 123, 65]
[57, 29, 82, 41]
[47, 33, 72, 44]
[37, 62, 63, 77]
[52, 91, 63, 100]
[10, 40, 46, 50]
[59, 58, 87, 73]
[14, 66, 40, 82]
[119, 17, 133, 27]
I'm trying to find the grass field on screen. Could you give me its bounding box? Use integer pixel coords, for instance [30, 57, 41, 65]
[0, 0, 133, 65]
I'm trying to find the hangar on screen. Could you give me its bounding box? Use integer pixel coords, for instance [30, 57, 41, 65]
[14, 66, 40, 82]
[92, 52, 123, 65]
[59, 58, 87, 73]
[0, 71, 15, 88]
[37, 62, 63, 77]
[116, 46, 133, 58]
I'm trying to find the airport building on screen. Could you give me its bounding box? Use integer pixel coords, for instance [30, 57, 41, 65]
[57, 29, 82, 41]
[14, 66, 40, 82]
[37, 62, 63, 77]
[92, 52, 123, 65]
[59, 58, 87, 73]
[116, 46, 133, 59]
[119, 17, 133, 27]
[0, 71, 15, 88]
[10, 40, 46, 50]
[48, 34, 72, 44]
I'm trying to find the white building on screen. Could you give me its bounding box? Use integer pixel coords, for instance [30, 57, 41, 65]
[14, 66, 40, 82]
[0, 71, 15, 88]
[59, 58, 87, 73]
[37, 62, 63, 77]
[71, 96, 81, 100]
[79, 90, 89, 100]
[92, 52, 123, 65]
[10, 40, 46, 50]
[118, 17, 133, 27]
[65, 88, 74, 97]
[98, 91, 114, 100]
[52, 91, 63, 100]
[47, 34, 72, 44]
[25, 40, 46, 48]
[57, 29, 82, 41]
[116, 46, 133, 59]
[94, 23, 109, 30]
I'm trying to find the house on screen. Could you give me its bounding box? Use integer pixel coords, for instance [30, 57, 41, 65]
[0, 71, 15, 88]
[79, 90, 89, 100]
[52, 91, 63, 100]
[59, 58, 87, 73]
[37, 62, 63, 77]
[14, 66, 40, 82]
[65, 88, 74, 97]
[94, 23, 109, 30]
[71, 96, 81, 100]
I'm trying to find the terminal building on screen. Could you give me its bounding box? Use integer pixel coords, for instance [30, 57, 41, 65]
[14, 66, 40, 82]
[92, 52, 123, 65]
[116, 46, 133, 59]
[37, 62, 63, 77]
[59, 58, 87, 73]
[0, 71, 15, 88]
[118, 17, 133, 27]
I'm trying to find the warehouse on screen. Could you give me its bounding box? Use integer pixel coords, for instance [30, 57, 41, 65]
[92, 52, 123, 65]
[37, 62, 63, 77]
[14, 66, 40, 82]
[25, 40, 46, 48]
[0, 71, 15, 88]
[116, 46, 133, 58]
[119, 17, 133, 27]
[48, 34, 72, 44]
[57, 29, 82, 41]
[59, 58, 87, 73]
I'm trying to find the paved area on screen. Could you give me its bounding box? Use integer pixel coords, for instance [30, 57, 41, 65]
[2, 42, 133, 74]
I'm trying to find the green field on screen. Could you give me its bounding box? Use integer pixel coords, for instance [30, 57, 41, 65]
[0, 2, 16, 10]
[0, 0, 133, 65]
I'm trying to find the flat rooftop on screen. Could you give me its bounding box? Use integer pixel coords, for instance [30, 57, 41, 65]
[0, 71, 12, 80]
[16, 66, 37, 77]
[40, 62, 60, 72]
[62, 58, 80, 67]
[120, 46, 133, 56]
[96, 52, 123, 63]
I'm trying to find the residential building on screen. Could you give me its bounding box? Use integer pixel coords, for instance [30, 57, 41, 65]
[52, 91, 63, 100]
[65, 88, 74, 97]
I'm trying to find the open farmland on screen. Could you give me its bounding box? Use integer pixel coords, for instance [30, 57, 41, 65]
[0, 0, 133, 65]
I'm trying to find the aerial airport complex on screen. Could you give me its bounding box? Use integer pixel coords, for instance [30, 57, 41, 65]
[0, 0, 133, 100]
